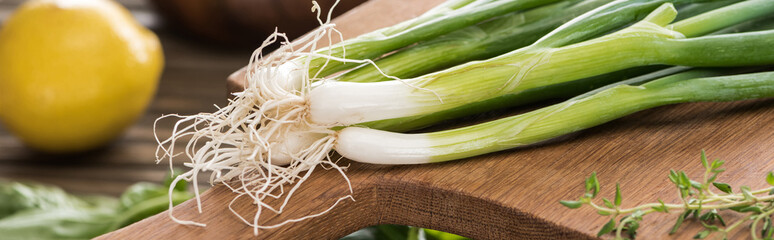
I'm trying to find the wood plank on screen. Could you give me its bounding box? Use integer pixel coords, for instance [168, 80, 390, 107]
[102, 0, 774, 239]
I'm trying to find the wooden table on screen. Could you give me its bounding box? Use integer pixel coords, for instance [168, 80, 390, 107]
[4, 0, 774, 239]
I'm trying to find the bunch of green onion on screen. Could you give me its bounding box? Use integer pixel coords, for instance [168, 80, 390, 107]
[155, 0, 774, 234]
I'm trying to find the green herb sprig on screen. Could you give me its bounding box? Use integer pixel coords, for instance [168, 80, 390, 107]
[560, 151, 774, 240]
[0, 171, 192, 239]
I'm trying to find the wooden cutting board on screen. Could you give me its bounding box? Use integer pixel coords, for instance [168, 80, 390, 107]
[100, 0, 774, 239]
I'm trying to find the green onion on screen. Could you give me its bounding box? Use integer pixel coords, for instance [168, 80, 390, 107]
[670, 0, 774, 36]
[245, 0, 568, 94]
[339, 0, 745, 83]
[314, 1, 774, 128]
[307, 0, 564, 78]
[336, 68, 774, 164]
[156, 0, 774, 233]
[337, 0, 601, 82]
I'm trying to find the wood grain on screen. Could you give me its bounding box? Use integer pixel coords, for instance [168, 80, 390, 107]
[101, 0, 774, 239]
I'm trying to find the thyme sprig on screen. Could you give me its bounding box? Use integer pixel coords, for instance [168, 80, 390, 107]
[560, 151, 774, 240]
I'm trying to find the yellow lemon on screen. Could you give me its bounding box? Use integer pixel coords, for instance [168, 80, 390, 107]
[0, 0, 163, 153]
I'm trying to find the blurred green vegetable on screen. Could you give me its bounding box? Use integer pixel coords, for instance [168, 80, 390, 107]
[342, 224, 469, 240]
[0, 173, 192, 240]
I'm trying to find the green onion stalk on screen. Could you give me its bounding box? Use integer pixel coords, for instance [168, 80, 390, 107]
[336, 0, 740, 84]
[305, 0, 565, 78]
[245, 0, 565, 91]
[338, 68, 774, 164]
[336, 0, 601, 82]
[329, 0, 774, 131]
[255, 0, 723, 93]
[673, 0, 742, 21]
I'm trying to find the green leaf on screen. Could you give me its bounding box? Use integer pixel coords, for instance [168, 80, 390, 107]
[598, 210, 612, 216]
[690, 180, 703, 191]
[728, 205, 748, 212]
[615, 183, 622, 207]
[707, 173, 718, 184]
[407, 227, 421, 240]
[597, 218, 616, 237]
[559, 200, 583, 209]
[716, 213, 726, 226]
[0, 181, 115, 219]
[603, 198, 614, 209]
[164, 169, 188, 193]
[728, 204, 762, 213]
[651, 199, 669, 213]
[621, 216, 641, 239]
[700, 150, 708, 169]
[737, 206, 762, 213]
[712, 160, 726, 173]
[693, 230, 711, 239]
[762, 217, 772, 238]
[119, 182, 167, 210]
[669, 170, 679, 184]
[652, 206, 667, 213]
[767, 172, 774, 186]
[423, 228, 469, 240]
[699, 209, 724, 226]
[710, 160, 725, 172]
[701, 221, 720, 231]
[0, 174, 192, 240]
[699, 212, 712, 221]
[670, 211, 690, 234]
[0, 208, 117, 239]
[586, 172, 600, 198]
[741, 186, 754, 200]
[680, 189, 690, 198]
[686, 209, 701, 219]
[342, 225, 411, 240]
[379, 225, 412, 240]
[679, 172, 691, 189]
[713, 182, 732, 194]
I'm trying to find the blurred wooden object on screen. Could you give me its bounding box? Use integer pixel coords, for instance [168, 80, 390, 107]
[150, 0, 367, 46]
[100, 0, 774, 239]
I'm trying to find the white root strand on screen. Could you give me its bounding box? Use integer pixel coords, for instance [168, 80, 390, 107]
[153, 1, 355, 235]
[151, 0, 438, 234]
